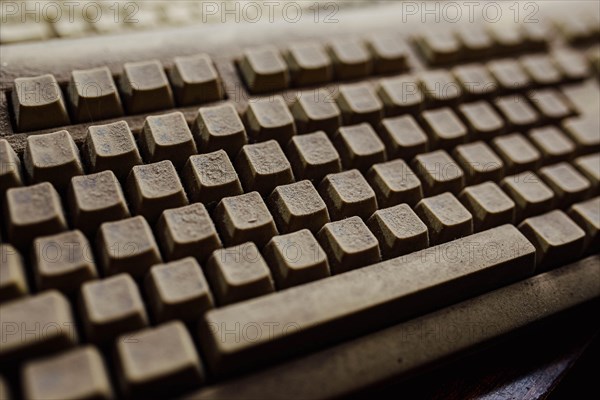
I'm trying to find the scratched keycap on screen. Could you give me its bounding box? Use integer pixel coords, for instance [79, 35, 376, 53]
[459, 182, 516, 232]
[0, 139, 23, 195]
[214, 191, 278, 248]
[193, 103, 248, 157]
[415, 192, 473, 245]
[239, 46, 289, 93]
[562, 115, 600, 154]
[569, 196, 600, 252]
[24, 130, 84, 190]
[458, 101, 505, 140]
[367, 203, 429, 259]
[487, 59, 531, 91]
[12, 74, 70, 131]
[236, 140, 294, 196]
[501, 171, 555, 220]
[377, 74, 424, 116]
[22, 346, 113, 400]
[528, 88, 573, 122]
[120, 60, 174, 114]
[140, 112, 197, 168]
[494, 95, 539, 130]
[286, 130, 341, 182]
[421, 107, 468, 150]
[0, 244, 29, 301]
[492, 133, 542, 175]
[412, 150, 465, 196]
[263, 229, 330, 289]
[367, 33, 408, 73]
[419, 69, 462, 106]
[455, 25, 494, 59]
[285, 42, 333, 86]
[145, 258, 214, 322]
[378, 115, 429, 160]
[318, 169, 378, 221]
[317, 216, 380, 274]
[68, 66, 124, 122]
[327, 38, 372, 79]
[336, 82, 383, 126]
[528, 126, 576, 165]
[416, 30, 460, 65]
[552, 48, 591, 81]
[520, 54, 563, 86]
[268, 180, 330, 234]
[5, 182, 67, 249]
[366, 159, 423, 208]
[452, 63, 498, 97]
[156, 203, 222, 262]
[290, 89, 342, 135]
[205, 242, 275, 305]
[539, 162, 591, 208]
[169, 53, 223, 105]
[453, 141, 504, 184]
[574, 153, 600, 188]
[245, 96, 296, 144]
[487, 23, 525, 53]
[96, 216, 162, 278]
[183, 150, 242, 205]
[83, 121, 142, 181]
[334, 123, 386, 171]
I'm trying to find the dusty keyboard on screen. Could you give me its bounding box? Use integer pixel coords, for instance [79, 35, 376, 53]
[1, 1, 599, 399]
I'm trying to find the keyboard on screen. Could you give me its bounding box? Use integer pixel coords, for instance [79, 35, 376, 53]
[0, 1, 599, 399]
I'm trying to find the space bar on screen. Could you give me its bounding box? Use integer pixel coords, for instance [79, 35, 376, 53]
[200, 224, 536, 375]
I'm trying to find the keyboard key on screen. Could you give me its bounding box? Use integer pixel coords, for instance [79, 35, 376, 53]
[421, 107, 468, 150]
[0, 139, 23, 195]
[97, 216, 162, 278]
[263, 229, 330, 289]
[459, 182, 516, 231]
[12, 74, 70, 131]
[140, 112, 197, 168]
[245, 96, 296, 144]
[519, 210, 585, 271]
[290, 89, 342, 135]
[183, 150, 243, 205]
[560, 80, 599, 116]
[367, 204, 428, 259]
[520, 54, 562, 86]
[68, 66, 124, 122]
[367, 33, 408, 73]
[80, 274, 148, 344]
[336, 83, 383, 126]
[378, 115, 429, 160]
[5, 182, 67, 249]
[334, 123, 386, 171]
[487, 24, 525, 53]
[366, 159, 423, 208]
[24, 130, 84, 190]
[569, 197, 600, 252]
[528, 88, 573, 122]
[0, 291, 77, 363]
[487, 59, 531, 91]
[521, 21, 552, 50]
[318, 169, 377, 221]
[145, 258, 214, 322]
[169, 53, 223, 105]
[286, 131, 341, 182]
[528, 126, 576, 164]
[494, 95, 539, 130]
[194, 103, 248, 157]
[412, 150, 465, 196]
[419, 69, 462, 106]
[268, 180, 330, 234]
[214, 191, 278, 248]
[458, 101, 505, 140]
[415, 192, 473, 245]
[562, 115, 600, 154]
[539, 162, 591, 208]
[453, 141, 504, 184]
[236, 140, 294, 196]
[317, 216, 380, 274]
[574, 153, 599, 188]
[557, 15, 593, 44]
[285, 42, 332, 86]
[239, 46, 289, 93]
[120, 60, 174, 114]
[552, 48, 591, 81]
[452, 63, 498, 97]
[501, 171, 555, 220]
[126, 160, 188, 223]
[492, 133, 542, 175]
[377, 75, 423, 116]
[0, 376, 8, 400]
[23, 346, 113, 400]
[455, 25, 494, 60]
[205, 242, 275, 305]
[156, 203, 222, 262]
[0, 244, 29, 301]
[327, 38, 372, 79]
[116, 321, 204, 397]
[416, 30, 460, 65]
[83, 121, 142, 180]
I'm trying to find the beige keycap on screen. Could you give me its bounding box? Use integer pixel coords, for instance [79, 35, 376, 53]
[22, 346, 113, 400]
[574, 153, 599, 188]
[455, 25, 494, 59]
[120, 60, 174, 114]
[319, 169, 378, 221]
[12, 74, 70, 131]
[557, 14, 595, 44]
[0, 139, 23, 195]
[126, 160, 188, 223]
[194, 103, 248, 157]
[416, 30, 461, 65]
[501, 171, 555, 220]
[97, 216, 162, 278]
[521, 20, 552, 50]
[494, 95, 539, 130]
[80, 274, 148, 344]
[268, 180, 330, 234]
[145, 258, 214, 322]
[290, 89, 342, 135]
[520, 54, 562, 86]
[336, 83, 383, 126]
[214, 192, 278, 248]
[453, 141, 504, 184]
[487, 24, 526, 53]
[169, 53, 223, 105]
[412, 150, 465, 196]
[519, 210, 585, 271]
[569, 197, 600, 252]
[367, 204, 429, 259]
[452, 63, 498, 97]
[421, 107, 468, 150]
[562, 115, 600, 154]
[69, 171, 130, 237]
[492, 133, 542, 175]
[317, 216, 381, 274]
[366, 159, 423, 208]
[415, 192, 473, 245]
[205, 242, 275, 305]
[286, 131, 342, 182]
[334, 123, 386, 171]
[419, 69, 462, 106]
[83, 121, 142, 181]
[24, 130, 84, 190]
[487, 59, 531, 91]
[528, 126, 576, 164]
[0, 244, 29, 301]
[285, 42, 333, 86]
[69, 66, 124, 122]
[459, 182, 516, 231]
[327, 38, 372, 79]
[156, 203, 222, 262]
[378, 115, 429, 160]
[239, 46, 289, 93]
[5, 182, 67, 249]
[552, 48, 591, 81]
[539, 162, 591, 208]
[529, 88, 573, 122]
[367, 33, 408, 74]
[0, 290, 77, 363]
[182, 151, 242, 205]
[377, 75, 424, 116]
[140, 112, 197, 168]
[245, 96, 296, 144]
[458, 101, 505, 140]
[0, 376, 9, 400]
[236, 140, 294, 196]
